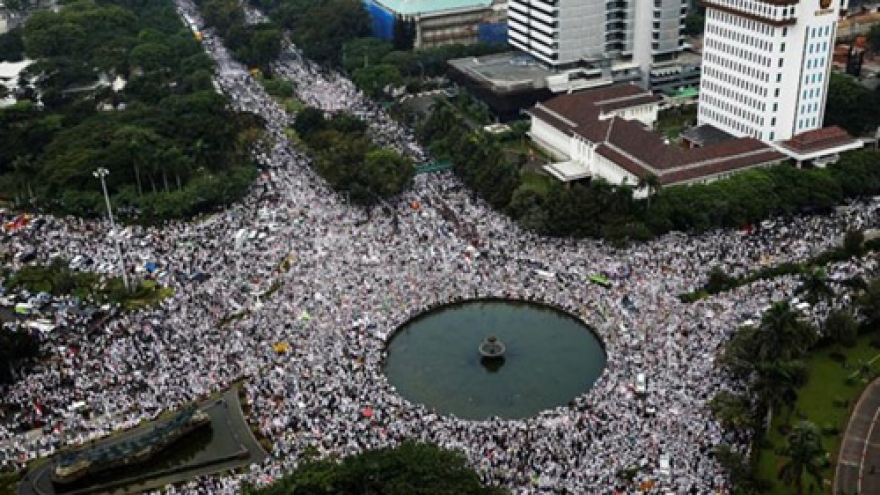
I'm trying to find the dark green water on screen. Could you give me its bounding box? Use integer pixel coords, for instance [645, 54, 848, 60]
[384, 300, 607, 420]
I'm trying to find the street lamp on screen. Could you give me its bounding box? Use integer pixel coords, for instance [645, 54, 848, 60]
[93, 168, 130, 292]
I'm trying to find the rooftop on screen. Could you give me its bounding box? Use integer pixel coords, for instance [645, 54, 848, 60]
[449, 52, 554, 93]
[779, 126, 860, 154]
[528, 86, 786, 186]
[370, 0, 492, 16]
[680, 124, 735, 147]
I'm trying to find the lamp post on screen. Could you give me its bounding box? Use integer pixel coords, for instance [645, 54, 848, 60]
[93, 168, 130, 292]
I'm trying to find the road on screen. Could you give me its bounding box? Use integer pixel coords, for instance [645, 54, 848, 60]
[834, 379, 880, 495]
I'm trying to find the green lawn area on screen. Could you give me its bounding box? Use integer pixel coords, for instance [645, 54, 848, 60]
[755, 332, 880, 493]
[0, 471, 19, 495]
[655, 105, 698, 140]
[520, 169, 552, 195]
[283, 97, 306, 114]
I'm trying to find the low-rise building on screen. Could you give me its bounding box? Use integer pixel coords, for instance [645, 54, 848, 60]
[363, 0, 503, 48]
[526, 84, 786, 196]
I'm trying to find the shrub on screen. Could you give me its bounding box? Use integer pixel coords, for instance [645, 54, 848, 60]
[829, 352, 847, 364]
[821, 423, 839, 436]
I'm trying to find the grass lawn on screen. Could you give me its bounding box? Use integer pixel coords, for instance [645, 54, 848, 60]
[0, 471, 19, 495]
[755, 332, 880, 493]
[655, 105, 698, 140]
[520, 169, 553, 196]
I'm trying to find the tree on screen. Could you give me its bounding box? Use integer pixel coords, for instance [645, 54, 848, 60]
[683, 11, 705, 36]
[843, 229, 865, 256]
[0, 325, 39, 384]
[823, 309, 859, 347]
[705, 265, 737, 294]
[752, 360, 808, 422]
[292, 106, 327, 140]
[244, 441, 507, 495]
[858, 277, 880, 327]
[708, 390, 755, 432]
[824, 73, 879, 135]
[0, 28, 26, 62]
[290, 0, 371, 67]
[637, 173, 661, 212]
[351, 63, 402, 99]
[752, 302, 817, 364]
[796, 268, 833, 305]
[361, 148, 414, 199]
[777, 421, 827, 495]
[343, 37, 393, 74]
[868, 23, 880, 53]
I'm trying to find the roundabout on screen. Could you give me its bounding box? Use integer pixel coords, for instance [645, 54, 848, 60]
[383, 299, 606, 420]
[3, 1, 876, 493]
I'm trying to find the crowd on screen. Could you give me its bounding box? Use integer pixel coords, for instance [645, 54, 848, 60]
[1, 3, 879, 494]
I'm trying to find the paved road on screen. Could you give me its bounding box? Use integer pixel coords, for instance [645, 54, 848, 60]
[18, 385, 267, 495]
[834, 379, 880, 495]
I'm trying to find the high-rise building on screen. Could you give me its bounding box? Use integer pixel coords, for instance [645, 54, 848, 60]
[507, 0, 689, 82]
[697, 0, 848, 142]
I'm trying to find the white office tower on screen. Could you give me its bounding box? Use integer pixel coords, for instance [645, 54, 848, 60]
[507, 0, 687, 72]
[508, 0, 605, 67]
[697, 0, 847, 142]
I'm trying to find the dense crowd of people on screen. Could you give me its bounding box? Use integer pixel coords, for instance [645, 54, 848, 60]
[1, 3, 879, 494]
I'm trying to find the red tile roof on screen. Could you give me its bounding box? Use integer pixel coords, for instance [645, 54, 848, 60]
[778, 126, 858, 154]
[528, 86, 787, 186]
[595, 119, 784, 185]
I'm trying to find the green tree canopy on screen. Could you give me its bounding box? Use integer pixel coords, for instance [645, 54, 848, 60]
[245, 441, 507, 495]
[777, 421, 827, 495]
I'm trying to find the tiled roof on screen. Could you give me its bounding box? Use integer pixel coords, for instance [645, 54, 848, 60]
[527, 84, 655, 144]
[680, 124, 734, 147]
[595, 118, 785, 184]
[537, 84, 653, 126]
[778, 126, 858, 154]
[528, 85, 786, 187]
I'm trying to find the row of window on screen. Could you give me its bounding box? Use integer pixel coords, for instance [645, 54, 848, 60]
[700, 92, 764, 128]
[801, 86, 823, 102]
[702, 77, 766, 113]
[709, 0, 795, 22]
[809, 25, 832, 39]
[796, 116, 819, 132]
[808, 41, 829, 54]
[806, 56, 827, 71]
[802, 72, 824, 89]
[704, 38, 770, 71]
[800, 101, 821, 116]
[703, 50, 771, 85]
[707, 6, 791, 36]
[699, 105, 763, 139]
[705, 21, 775, 54]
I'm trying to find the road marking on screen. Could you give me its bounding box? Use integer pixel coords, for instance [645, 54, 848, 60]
[859, 386, 880, 495]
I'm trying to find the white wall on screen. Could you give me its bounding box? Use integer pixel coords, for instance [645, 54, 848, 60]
[529, 116, 572, 159]
[698, 0, 843, 141]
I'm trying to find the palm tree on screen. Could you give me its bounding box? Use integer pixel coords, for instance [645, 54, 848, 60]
[708, 390, 755, 432]
[823, 309, 859, 347]
[752, 302, 818, 363]
[857, 277, 880, 326]
[12, 154, 37, 202]
[637, 173, 661, 211]
[778, 421, 826, 495]
[797, 268, 833, 305]
[752, 360, 808, 424]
